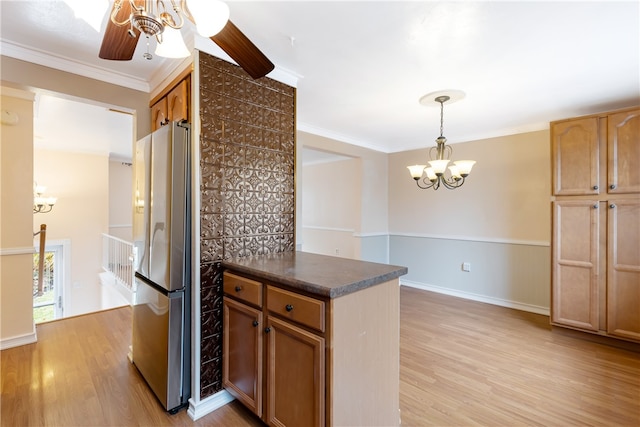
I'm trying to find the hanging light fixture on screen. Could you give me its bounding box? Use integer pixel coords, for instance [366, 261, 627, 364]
[407, 90, 476, 190]
[109, 0, 230, 59]
[33, 183, 57, 214]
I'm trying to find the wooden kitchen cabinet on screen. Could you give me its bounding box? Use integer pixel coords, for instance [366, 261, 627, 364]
[551, 200, 600, 331]
[551, 107, 640, 343]
[266, 316, 324, 427]
[223, 297, 263, 416]
[608, 109, 640, 194]
[150, 75, 190, 131]
[552, 116, 600, 196]
[223, 272, 324, 426]
[221, 254, 403, 427]
[607, 199, 640, 341]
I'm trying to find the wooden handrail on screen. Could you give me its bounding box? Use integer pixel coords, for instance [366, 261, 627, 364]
[34, 224, 46, 296]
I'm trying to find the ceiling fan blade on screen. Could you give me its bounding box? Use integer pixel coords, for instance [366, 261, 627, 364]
[211, 20, 274, 79]
[99, 1, 140, 60]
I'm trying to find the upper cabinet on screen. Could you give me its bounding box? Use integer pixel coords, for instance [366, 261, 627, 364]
[151, 74, 190, 132]
[551, 116, 600, 195]
[608, 109, 640, 194]
[552, 108, 640, 196]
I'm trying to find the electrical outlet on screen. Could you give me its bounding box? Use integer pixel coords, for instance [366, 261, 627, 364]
[462, 262, 471, 272]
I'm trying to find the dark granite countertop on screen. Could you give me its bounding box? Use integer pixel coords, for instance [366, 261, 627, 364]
[222, 251, 408, 299]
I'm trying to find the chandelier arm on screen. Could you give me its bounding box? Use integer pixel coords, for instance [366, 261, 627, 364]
[159, 0, 185, 29]
[110, 0, 132, 26]
[415, 177, 438, 190]
[440, 176, 465, 190]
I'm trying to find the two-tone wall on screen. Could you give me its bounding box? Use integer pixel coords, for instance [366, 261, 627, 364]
[388, 130, 551, 314]
[1, 88, 37, 349]
[298, 130, 551, 314]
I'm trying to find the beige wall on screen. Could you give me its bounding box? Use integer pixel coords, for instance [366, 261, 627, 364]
[302, 158, 361, 258]
[389, 130, 551, 242]
[108, 160, 133, 241]
[34, 149, 109, 317]
[297, 131, 389, 262]
[1, 88, 37, 347]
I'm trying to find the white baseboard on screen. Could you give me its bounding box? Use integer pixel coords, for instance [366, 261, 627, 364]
[1, 330, 37, 350]
[401, 280, 550, 316]
[187, 389, 235, 421]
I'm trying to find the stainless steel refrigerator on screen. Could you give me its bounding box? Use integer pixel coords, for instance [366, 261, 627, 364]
[132, 121, 191, 413]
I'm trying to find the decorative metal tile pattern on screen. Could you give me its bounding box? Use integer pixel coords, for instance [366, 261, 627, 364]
[198, 52, 296, 399]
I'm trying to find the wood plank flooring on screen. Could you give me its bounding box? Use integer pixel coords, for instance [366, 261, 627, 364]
[2, 286, 638, 426]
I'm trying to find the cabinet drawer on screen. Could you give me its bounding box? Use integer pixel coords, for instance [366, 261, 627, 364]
[224, 272, 263, 308]
[267, 285, 325, 333]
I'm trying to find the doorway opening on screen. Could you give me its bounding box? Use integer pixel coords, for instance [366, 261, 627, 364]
[33, 243, 65, 323]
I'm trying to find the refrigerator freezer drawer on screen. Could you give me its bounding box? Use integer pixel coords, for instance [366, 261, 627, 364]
[132, 277, 186, 411]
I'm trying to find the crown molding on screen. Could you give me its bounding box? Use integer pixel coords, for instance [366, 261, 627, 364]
[297, 122, 390, 153]
[0, 40, 150, 92]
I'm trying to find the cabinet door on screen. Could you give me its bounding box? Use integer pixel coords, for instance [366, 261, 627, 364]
[608, 109, 640, 194]
[168, 78, 189, 123]
[151, 97, 168, 131]
[223, 297, 263, 417]
[551, 117, 600, 195]
[607, 199, 640, 341]
[266, 316, 325, 427]
[552, 200, 600, 331]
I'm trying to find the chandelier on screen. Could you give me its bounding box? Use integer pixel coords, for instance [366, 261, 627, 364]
[407, 91, 476, 190]
[109, 0, 230, 59]
[33, 183, 57, 214]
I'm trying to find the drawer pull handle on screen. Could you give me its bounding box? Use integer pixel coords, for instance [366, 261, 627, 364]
[234, 286, 242, 292]
[265, 327, 271, 333]
[252, 320, 259, 327]
[285, 304, 294, 312]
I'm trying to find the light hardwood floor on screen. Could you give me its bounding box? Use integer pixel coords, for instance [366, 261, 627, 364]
[2, 286, 639, 426]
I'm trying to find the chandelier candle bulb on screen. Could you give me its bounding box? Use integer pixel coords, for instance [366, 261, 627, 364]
[454, 160, 476, 177]
[407, 165, 427, 180]
[425, 167, 437, 181]
[448, 165, 462, 180]
[186, 0, 230, 37]
[155, 27, 190, 58]
[428, 159, 450, 175]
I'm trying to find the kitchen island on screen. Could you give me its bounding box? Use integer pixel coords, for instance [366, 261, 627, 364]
[221, 251, 407, 427]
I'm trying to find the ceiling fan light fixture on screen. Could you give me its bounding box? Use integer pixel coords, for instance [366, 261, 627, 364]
[187, 0, 230, 37]
[155, 27, 190, 58]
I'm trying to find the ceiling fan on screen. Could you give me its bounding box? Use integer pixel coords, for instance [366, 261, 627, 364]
[98, 0, 274, 79]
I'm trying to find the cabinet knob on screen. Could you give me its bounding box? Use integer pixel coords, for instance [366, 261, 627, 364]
[593, 185, 599, 190]
[285, 304, 294, 312]
[264, 327, 271, 333]
[593, 204, 598, 209]
[610, 203, 616, 209]
[252, 320, 259, 327]
[234, 286, 242, 292]
[610, 184, 617, 190]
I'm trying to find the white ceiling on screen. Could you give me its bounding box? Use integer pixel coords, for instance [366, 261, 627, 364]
[1, 0, 639, 160]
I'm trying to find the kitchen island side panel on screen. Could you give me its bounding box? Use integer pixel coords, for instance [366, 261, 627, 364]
[198, 52, 296, 399]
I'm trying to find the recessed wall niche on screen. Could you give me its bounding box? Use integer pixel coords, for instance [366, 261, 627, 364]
[198, 52, 296, 398]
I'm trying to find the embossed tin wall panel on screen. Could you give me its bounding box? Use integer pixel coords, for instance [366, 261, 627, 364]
[198, 52, 296, 398]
